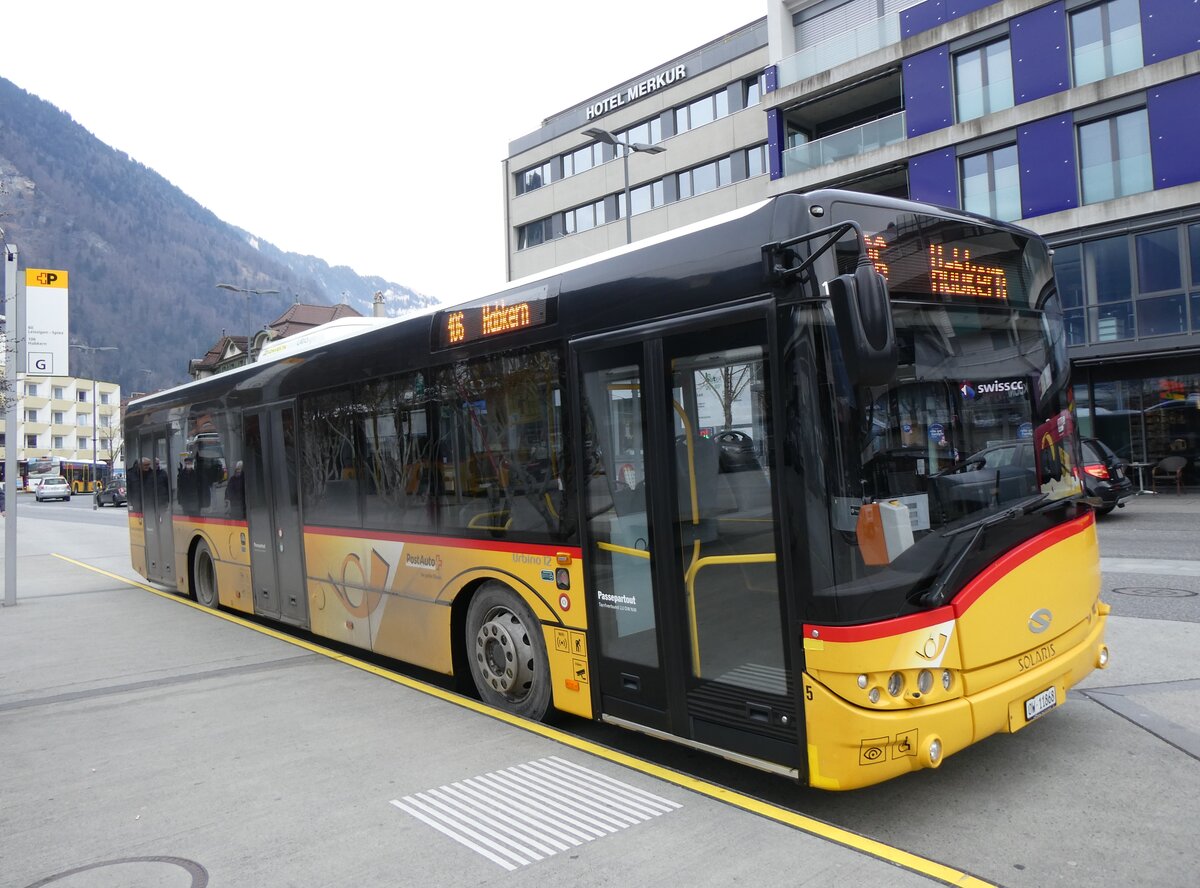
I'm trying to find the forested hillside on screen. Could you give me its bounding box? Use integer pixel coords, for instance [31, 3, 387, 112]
[0, 76, 434, 392]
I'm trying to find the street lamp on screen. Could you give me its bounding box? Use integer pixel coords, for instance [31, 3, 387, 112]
[582, 126, 666, 244]
[216, 283, 280, 363]
[69, 343, 117, 509]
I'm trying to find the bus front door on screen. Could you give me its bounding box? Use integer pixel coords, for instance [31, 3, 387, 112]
[138, 432, 174, 584]
[243, 406, 309, 628]
[576, 314, 797, 771]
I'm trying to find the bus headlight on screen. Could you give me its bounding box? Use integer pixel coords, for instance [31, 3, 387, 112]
[1098, 645, 1109, 668]
[887, 672, 904, 697]
[868, 687, 881, 704]
[917, 669, 933, 695]
[942, 669, 953, 690]
[921, 734, 943, 769]
[857, 674, 868, 689]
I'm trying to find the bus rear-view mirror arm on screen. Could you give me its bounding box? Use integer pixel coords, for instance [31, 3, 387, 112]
[762, 220, 898, 387]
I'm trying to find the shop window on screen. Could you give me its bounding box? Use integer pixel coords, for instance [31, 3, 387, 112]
[1078, 108, 1151, 204]
[954, 39, 1014, 123]
[1070, 0, 1142, 87]
[961, 144, 1020, 222]
[1136, 229, 1182, 293]
[1136, 295, 1187, 338]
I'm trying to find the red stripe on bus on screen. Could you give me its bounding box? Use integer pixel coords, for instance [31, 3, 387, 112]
[304, 525, 583, 559]
[803, 511, 1094, 644]
[171, 516, 248, 528]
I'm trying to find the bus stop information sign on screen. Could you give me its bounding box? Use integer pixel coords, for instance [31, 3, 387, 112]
[24, 268, 69, 376]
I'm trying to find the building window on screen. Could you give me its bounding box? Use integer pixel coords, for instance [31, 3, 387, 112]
[746, 144, 768, 178]
[78, 390, 88, 402]
[78, 436, 89, 450]
[79, 413, 91, 427]
[954, 39, 1013, 122]
[1070, 0, 1143, 87]
[618, 118, 663, 152]
[101, 438, 110, 451]
[100, 393, 110, 405]
[516, 160, 552, 195]
[961, 144, 1021, 222]
[564, 199, 606, 235]
[24, 408, 38, 423]
[677, 157, 733, 199]
[517, 218, 552, 250]
[52, 386, 65, 400]
[25, 434, 38, 448]
[53, 435, 65, 450]
[1078, 108, 1151, 204]
[562, 142, 604, 178]
[622, 180, 666, 218]
[1052, 243, 1087, 345]
[744, 73, 767, 108]
[100, 415, 111, 428]
[52, 411, 65, 424]
[25, 383, 38, 397]
[675, 89, 730, 135]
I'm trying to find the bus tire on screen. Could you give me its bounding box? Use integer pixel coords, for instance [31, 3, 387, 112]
[193, 540, 220, 610]
[466, 581, 552, 721]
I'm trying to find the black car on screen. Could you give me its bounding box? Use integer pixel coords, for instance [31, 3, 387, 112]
[95, 478, 128, 507]
[958, 435, 1134, 516]
[714, 430, 760, 472]
[1080, 437, 1135, 515]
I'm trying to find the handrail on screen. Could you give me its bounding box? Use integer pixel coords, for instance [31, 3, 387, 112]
[684, 551, 777, 676]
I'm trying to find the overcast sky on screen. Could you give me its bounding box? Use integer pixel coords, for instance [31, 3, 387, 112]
[2, 1, 767, 304]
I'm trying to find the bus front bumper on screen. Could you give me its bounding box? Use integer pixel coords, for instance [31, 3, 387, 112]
[803, 607, 1110, 790]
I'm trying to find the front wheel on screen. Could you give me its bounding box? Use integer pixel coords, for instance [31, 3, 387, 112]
[193, 540, 220, 609]
[465, 582, 552, 721]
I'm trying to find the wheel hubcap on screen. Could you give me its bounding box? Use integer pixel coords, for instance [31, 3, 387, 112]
[474, 607, 535, 699]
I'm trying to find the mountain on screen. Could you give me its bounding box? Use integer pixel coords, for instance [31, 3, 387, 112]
[0, 76, 437, 394]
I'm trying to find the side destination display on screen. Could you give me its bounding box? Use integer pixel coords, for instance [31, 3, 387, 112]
[434, 284, 554, 349]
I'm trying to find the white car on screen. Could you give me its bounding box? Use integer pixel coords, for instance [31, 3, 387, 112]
[35, 476, 72, 502]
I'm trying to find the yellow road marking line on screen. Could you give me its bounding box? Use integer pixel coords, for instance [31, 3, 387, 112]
[53, 553, 993, 888]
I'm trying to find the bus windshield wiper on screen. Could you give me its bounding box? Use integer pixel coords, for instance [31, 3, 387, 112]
[916, 493, 1050, 608]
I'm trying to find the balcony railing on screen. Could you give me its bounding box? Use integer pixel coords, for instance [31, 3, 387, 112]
[776, 4, 922, 89]
[782, 112, 907, 177]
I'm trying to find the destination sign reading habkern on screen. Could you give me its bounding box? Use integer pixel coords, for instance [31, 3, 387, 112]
[865, 236, 1011, 302]
[586, 64, 687, 120]
[436, 286, 553, 348]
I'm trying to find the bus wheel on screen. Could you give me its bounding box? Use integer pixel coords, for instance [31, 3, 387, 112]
[466, 582, 551, 721]
[193, 540, 220, 610]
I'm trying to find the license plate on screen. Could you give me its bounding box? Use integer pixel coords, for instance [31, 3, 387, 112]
[1025, 686, 1057, 722]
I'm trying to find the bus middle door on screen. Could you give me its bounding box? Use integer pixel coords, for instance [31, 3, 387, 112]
[138, 431, 174, 584]
[243, 406, 309, 628]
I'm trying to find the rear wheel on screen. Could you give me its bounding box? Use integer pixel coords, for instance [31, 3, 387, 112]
[193, 540, 220, 609]
[466, 582, 552, 721]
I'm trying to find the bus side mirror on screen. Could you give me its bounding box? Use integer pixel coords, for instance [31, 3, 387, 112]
[825, 263, 898, 387]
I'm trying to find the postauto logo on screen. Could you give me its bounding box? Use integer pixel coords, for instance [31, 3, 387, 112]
[961, 379, 1026, 399]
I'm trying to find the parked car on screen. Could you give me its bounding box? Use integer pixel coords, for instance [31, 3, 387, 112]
[35, 476, 71, 502]
[95, 478, 128, 507]
[714, 430, 760, 472]
[1080, 436, 1135, 515]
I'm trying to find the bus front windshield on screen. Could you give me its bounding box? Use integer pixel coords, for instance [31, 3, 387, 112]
[809, 205, 1082, 624]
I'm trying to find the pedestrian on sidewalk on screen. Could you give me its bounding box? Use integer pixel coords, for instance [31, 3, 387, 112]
[1, 482, 6, 517]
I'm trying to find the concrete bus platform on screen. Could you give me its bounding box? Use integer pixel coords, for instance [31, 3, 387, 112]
[0, 518, 966, 888]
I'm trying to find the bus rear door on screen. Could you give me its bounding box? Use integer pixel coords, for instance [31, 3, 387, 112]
[574, 309, 799, 772]
[138, 432, 174, 584]
[243, 405, 308, 628]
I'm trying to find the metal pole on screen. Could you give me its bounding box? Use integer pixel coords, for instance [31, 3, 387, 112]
[92, 376, 98, 509]
[4, 240, 18, 607]
[622, 147, 632, 245]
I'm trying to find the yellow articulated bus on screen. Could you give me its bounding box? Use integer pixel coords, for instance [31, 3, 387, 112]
[124, 191, 1109, 789]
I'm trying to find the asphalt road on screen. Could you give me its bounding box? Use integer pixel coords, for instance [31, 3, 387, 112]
[3, 492, 1197, 888]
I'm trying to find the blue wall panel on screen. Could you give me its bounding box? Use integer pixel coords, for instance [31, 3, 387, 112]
[1017, 114, 1077, 218]
[1142, 0, 1200, 64]
[904, 47, 953, 138]
[1149, 75, 1200, 190]
[909, 147, 959, 209]
[1011, 2, 1069, 105]
[902, 1, 946, 38]
[768, 108, 785, 181]
[903, 0, 996, 38]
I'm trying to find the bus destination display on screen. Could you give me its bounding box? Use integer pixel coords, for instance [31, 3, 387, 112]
[866, 236, 1011, 302]
[435, 286, 553, 348]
